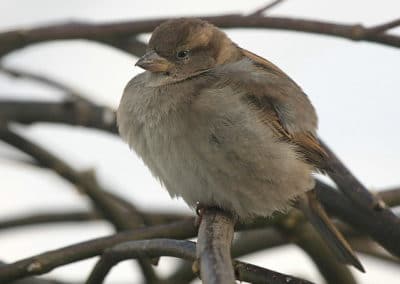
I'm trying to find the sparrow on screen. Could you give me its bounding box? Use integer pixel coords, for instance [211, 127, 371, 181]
[117, 18, 363, 271]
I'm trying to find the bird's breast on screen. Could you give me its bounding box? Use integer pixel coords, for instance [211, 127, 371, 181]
[117, 74, 314, 219]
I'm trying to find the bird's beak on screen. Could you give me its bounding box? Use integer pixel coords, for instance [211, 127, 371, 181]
[135, 50, 170, 73]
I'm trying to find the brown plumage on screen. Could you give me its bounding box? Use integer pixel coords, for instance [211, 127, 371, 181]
[118, 18, 363, 271]
[241, 48, 328, 165]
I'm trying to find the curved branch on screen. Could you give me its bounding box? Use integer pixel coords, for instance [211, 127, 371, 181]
[86, 238, 314, 284]
[0, 219, 197, 282]
[166, 227, 288, 284]
[1, 201, 398, 282]
[86, 239, 196, 284]
[0, 14, 399, 58]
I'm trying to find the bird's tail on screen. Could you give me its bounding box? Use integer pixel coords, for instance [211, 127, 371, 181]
[296, 190, 365, 272]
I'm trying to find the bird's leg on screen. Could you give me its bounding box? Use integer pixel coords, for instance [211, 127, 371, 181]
[194, 202, 205, 227]
[193, 202, 205, 278]
[233, 262, 242, 281]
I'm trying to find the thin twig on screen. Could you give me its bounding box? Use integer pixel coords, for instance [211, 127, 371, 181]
[367, 18, 400, 35]
[249, 0, 286, 16]
[0, 210, 189, 231]
[0, 211, 101, 230]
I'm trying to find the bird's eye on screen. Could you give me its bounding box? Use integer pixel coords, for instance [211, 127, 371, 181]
[176, 50, 190, 59]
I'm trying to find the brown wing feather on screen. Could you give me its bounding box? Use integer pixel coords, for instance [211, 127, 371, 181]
[240, 48, 287, 76]
[292, 132, 328, 168]
[241, 48, 328, 169]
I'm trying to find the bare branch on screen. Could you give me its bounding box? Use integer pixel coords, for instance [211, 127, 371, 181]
[350, 238, 400, 265]
[315, 180, 400, 258]
[1, 6, 399, 284]
[0, 127, 159, 282]
[0, 219, 197, 282]
[0, 261, 74, 284]
[234, 261, 314, 284]
[0, 211, 101, 230]
[0, 218, 309, 283]
[86, 238, 314, 284]
[2, 124, 399, 263]
[320, 140, 400, 259]
[0, 100, 118, 133]
[86, 239, 195, 284]
[0, 210, 189, 231]
[0, 14, 399, 58]
[321, 140, 385, 208]
[277, 212, 356, 284]
[166, 227, 287, 283]
[3, 187, 397, 234]
[1, 199, 398, 282]
[196, 208, 236, 284]
[0, 127, 139, 228]
[367, 18, 400, 35]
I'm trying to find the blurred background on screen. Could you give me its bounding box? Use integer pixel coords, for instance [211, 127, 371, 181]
[1, 0, 399, 283]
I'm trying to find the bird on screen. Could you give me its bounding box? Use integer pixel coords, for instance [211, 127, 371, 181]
[117, 18, 364, 271]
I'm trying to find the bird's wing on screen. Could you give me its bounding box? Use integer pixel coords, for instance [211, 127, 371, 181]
[240, 48, 328, 169]
[239, 49, 363, 270]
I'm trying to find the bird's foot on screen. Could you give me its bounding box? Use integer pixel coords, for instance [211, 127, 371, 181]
[192, 258, 200, 276]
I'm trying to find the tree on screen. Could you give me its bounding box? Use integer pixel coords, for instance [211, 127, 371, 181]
[0, 1, 399, 283]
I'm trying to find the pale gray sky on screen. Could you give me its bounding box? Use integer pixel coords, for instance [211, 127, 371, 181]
[1, 1, 399, 283]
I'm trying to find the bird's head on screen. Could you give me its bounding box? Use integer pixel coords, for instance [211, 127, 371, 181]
[135, 18, 242, 81]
